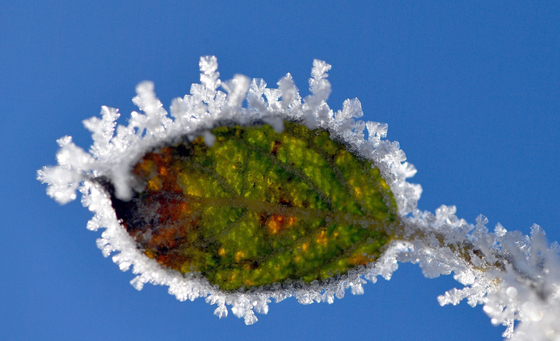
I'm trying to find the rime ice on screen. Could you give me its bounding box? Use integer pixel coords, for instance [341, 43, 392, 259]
[38, 57, 560, 339]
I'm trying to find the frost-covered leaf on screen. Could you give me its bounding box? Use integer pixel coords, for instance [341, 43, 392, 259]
[37, 55, 560, 336]
[105, 121, 399, 291]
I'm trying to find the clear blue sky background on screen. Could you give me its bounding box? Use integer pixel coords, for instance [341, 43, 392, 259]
[1, 1, 558, 340]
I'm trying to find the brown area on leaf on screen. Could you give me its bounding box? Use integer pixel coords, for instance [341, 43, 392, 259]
[266, 214, 297, 234]
[271, 140, 282, 155]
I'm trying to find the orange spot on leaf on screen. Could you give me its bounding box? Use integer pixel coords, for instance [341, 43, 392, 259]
[316, 230, 328, 246]
[266, 215, 297, 234]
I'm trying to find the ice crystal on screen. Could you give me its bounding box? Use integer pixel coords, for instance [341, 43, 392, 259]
[38, 57, 560, 339]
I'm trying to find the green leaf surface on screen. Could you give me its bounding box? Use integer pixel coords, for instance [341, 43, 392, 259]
[110, 121, 399, 291]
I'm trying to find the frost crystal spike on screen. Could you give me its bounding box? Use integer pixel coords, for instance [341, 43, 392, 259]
[38, 57, 560, 340]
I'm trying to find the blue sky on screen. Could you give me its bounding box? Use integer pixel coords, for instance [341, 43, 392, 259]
[1, 1, 558, 340]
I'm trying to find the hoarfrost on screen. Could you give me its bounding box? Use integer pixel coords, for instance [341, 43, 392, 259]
[38, 57, 560, 339]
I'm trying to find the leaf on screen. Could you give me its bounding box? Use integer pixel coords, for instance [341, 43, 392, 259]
[107, 121, 399, 291]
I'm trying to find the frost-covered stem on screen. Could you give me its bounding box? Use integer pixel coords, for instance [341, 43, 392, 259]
[392, 215, 560, 340]
[397, 219, 510, 269]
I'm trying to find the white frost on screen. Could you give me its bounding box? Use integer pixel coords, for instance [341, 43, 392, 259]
[38, 57, 560, 339]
